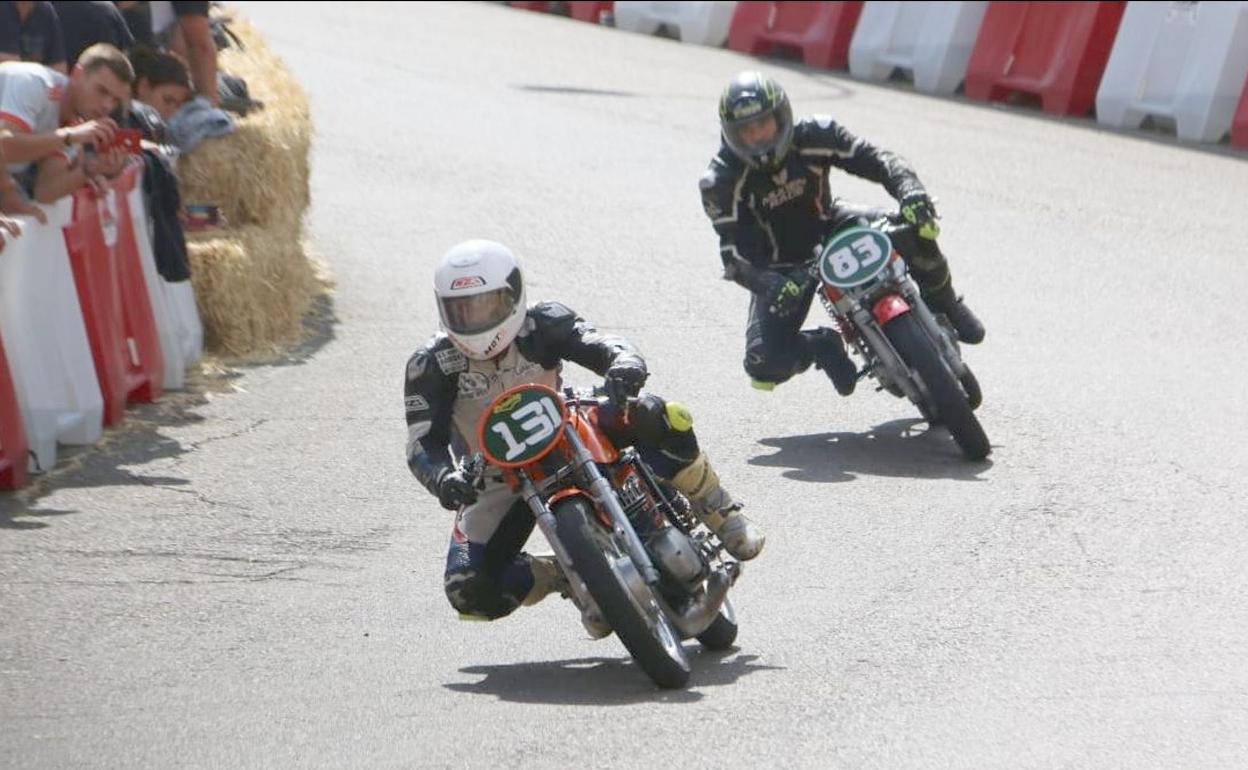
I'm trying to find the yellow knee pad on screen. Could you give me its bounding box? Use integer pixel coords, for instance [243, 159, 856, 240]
[665, 401, 693, 432]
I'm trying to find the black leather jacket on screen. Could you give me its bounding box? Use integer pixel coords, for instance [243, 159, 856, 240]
[699, 116, 926, 293]
[403, 301, 645, 496]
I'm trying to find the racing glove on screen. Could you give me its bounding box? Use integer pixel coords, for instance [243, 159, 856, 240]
[760, 271, 805, 318]
[435, 467, 478, 511]
[899, 191, 940, 240]
[604, 360, 649, 405]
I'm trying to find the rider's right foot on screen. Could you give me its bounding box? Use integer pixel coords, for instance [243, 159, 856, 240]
[803, 328, 858, 396]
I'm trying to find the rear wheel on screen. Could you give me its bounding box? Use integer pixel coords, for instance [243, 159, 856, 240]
[555, 497, 691, 689]
[884, 314, 991, 460]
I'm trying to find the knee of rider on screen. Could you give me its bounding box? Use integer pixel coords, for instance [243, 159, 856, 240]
[744, 351, 791, 384]
[642, 393, 699, 443]
[444, 569, 502, 617]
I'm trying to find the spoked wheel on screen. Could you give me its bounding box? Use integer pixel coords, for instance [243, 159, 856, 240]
[884, 314, 991, 460]
[695, 596, 738, 650]
[555, 497, 691, 689]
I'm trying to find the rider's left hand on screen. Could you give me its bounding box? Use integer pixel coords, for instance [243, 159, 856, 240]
[900, 191, 940, 241]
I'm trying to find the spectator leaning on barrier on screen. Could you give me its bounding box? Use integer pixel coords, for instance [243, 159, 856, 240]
[130, 47, 191, 123]
[50, 0, 136, 68]
[0, 0, 68, 74]
[0, 43, 134, 203]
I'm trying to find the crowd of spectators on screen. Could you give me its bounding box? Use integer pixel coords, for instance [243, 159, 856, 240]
[0, 1, 242, 258]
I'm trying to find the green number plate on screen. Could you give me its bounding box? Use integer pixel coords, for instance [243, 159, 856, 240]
[818, 227, 893, 289]
[480, 385, 567, 467]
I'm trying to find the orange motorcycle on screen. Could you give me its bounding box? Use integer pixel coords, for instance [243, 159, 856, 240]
[464, 383, 740, 689]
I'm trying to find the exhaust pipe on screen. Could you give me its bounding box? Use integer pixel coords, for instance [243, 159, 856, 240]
[657, 568, 732, 639]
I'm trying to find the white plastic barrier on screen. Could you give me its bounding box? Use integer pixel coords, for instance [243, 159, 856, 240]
[0, 200, 103, 472]
[1095, 1, 1248, 143]
[849, 1, 989, 95]
[127, 181, 203, 390]
[613, 1, 737, 47]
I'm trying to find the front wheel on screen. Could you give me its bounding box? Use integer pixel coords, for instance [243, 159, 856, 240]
[555, 496, 691, 689]
[884, 313, 991, 460]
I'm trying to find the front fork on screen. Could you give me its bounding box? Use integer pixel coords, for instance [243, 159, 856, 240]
[511, 425, 665, 617]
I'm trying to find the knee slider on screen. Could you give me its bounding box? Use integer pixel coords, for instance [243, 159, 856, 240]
[444, 569, 508, 619]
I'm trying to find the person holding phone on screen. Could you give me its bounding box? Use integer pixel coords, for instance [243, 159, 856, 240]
[0, 42, 134, 203]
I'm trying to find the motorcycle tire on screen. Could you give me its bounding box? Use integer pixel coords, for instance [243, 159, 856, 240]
[555, 496, 691, 689]
[695, 597, 738, 650]
[960, 368, 983, 411]
[885, 314, 991, 460]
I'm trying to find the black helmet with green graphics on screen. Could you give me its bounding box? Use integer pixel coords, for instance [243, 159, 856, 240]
[718, 71, 794, 170]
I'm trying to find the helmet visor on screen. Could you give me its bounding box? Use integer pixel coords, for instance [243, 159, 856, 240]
[439, 288, 518, 335]
[723, 97, 788, 168]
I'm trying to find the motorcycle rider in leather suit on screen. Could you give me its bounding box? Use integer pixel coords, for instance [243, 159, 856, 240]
[699, 71, 986, 395]
[404, 240, 764, 635]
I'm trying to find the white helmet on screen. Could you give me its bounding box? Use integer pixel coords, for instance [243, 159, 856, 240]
[434, 240, 526, 360]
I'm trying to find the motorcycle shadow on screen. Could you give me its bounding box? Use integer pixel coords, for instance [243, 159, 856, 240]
[443, 649, 781, 705]
[750, 418, 993, 483]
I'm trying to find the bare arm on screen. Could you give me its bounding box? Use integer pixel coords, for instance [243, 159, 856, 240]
[32, 155, 88, 203]
[0, 118, 117, 164]
[32, 149, 126, 204]
[179, 15, 219, 107]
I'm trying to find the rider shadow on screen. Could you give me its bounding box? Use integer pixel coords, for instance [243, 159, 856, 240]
[750, 418, 993, 483]
[443, 649, 781, 706]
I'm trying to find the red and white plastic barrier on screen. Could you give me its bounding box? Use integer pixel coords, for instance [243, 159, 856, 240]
[128, 179, 202, 391]
[1096, 1, 1248, 143]
[964, 1, 1125, 116]
[0, 198, 104, 475]
[849, 1, 989, 94]
[0, 163, 201, 486]
[0, 330, 29, 490]
[63, 164, 165, 427]
[566, 2, 614, 23]
[728, 2, 864, 71]
[614, 1, 738, 47]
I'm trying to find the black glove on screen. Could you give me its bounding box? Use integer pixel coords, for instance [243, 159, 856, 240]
[604, 360, 648, 405]
[760, 271, 805, 318]
[899, 191, 940, 240]
[435, 468, 478, 511]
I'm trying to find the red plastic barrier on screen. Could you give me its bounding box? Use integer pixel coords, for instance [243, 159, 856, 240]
[566, 1, 612, 23]
[1232, 76, 1248, 149]
[63, 164, 163, 426]
[964, 1, 1125, 116]
[727, 2, 864, 70]
[507, 1, 554, 10]
[0, 332, 29, 489]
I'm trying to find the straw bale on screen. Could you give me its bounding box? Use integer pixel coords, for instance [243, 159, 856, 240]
[176, 13, 325, 358]
[178, 18, 311, 230]
[186, 226, 318, 357]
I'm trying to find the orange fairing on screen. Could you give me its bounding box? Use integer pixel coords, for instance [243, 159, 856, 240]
[570, 405, 619, 463]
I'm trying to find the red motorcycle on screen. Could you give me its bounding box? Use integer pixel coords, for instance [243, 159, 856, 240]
[464, 383, 741, 689]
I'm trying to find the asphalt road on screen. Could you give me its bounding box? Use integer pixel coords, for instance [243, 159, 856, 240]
[3, 2, 1247, 767]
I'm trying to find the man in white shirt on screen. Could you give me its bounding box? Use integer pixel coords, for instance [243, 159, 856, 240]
[0, 42, 133, 203]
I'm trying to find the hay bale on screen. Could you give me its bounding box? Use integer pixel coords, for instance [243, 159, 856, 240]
[186, 226, 319, 357]
[178, 18, 311, 230]
[177, 13, 324, 359]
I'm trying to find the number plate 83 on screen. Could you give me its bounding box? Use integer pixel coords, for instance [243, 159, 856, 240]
[478, 384, 569, 468]
[817, 226, 893, 289]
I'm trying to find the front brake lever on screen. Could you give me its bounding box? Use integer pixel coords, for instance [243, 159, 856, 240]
[461, 452, 487, 490]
